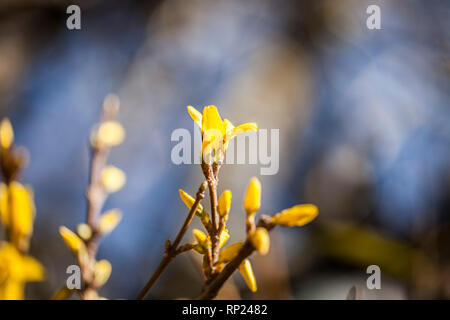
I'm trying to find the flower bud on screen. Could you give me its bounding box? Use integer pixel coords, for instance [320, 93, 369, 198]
[218, 190, 231, 219]
[93, 259, 112, 288]
[239, 259, 257, 292]
[101, 166, 126, 193]
[218, 242, 243, 263]
[249, 227, 270, 255]
[0, 118, 14, 149]
[244, 177, 261, 215]
[59, 226, 86, 255]
[271, 204, 318, 227]
[97, 209, 122, 235]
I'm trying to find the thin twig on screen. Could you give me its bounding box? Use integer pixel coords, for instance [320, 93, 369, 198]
[137, 181, 208, 300]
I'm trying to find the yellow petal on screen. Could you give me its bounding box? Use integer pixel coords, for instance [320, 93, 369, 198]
[101, 166, 126, 193]
[91, 121, 125, 148]
[218, 242, 243, 263]
[76, 223, 92, 240]
[223, 119, 234, 133]
[202, 105, 225, 135]
[243, 177, 261, 215]
[272, 204, 318, 227]
[218, 228, 230, 248]
[226, 122, 258, 142]
[59, 226, 86, 255]
[93, 259, 112, 287]
[187, 106, 203, 128]
[0, 280, 24, 300]
[18, 255, 45, 282]
[218, 190, 232, 218]
[249, 227, 270, 255]
[239, 259, 257, 292]
[0, 118, 14, 149]
[97, 209, 122, 235]
[7, 182, 35, 247]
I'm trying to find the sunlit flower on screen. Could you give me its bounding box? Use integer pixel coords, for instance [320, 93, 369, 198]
[243, 177, 261, 215]
[179, 189, 209, 224]
[187, 105, 257, 163]
[0, 242, 44, 300]
[271, 204, 318, 227]
[218, 242, 243, 263]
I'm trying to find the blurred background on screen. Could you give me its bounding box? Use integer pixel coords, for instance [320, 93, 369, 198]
[0, 0, 449, 299]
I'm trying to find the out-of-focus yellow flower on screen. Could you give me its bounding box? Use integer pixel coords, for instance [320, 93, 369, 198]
[76, 223, 92, 241]
[179, 189, 209, 224]
[97, 209, 122, 235]
[239, 259, 257, 292]
[0, 182, 35, 249]
[271, 204, 318, 227]
[0, 242, 44, 300]
[187, 105, 257, 163]
[249, 227, 270, 255]
[218, 190, 231, 220]
[91, 121, 125, 148]
[218, 242, 243, 263]
[59, 226, 86, 256]
[93, 259, 112, 288]
[101, 166, 126, 193]
[243, 177, 261, 215]
[0, 118, 14, 149]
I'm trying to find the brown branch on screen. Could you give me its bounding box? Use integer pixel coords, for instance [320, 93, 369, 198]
[196, 215, 274, 300]
[136, 181, 208, 300]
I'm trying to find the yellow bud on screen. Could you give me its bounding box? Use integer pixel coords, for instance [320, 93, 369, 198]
[192, 229, 207, 244]
[52, 286, 73, 300]
[91, 121, 125, 148]
[59, 226, 86, 255]
[0, 118, 14, 149]
[179, 189, 204, 217]
[218, 242, 243, 263]
[218, 190, 232, 218]
[244, 177, 261, 215]
[249, 227, 270, 255]
[239, 259, 257, 292]
[97, 209, 122, 235]
[76, 223, 92, 240]
[101, 166, 126, 193]
[218, 228, 230, 248]
[272, 204, 318, 227]
[93, 259, 112, 288]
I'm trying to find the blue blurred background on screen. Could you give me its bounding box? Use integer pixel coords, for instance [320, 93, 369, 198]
[0, 0, 448, 299]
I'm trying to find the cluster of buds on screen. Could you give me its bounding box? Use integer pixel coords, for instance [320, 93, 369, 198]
[58, 94, 125, 300]
[0, 119, 44, 299]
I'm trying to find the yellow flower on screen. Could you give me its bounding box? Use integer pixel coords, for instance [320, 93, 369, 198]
[218, 190, 231, 220]
[59, 226, 86, 256]
[0, 242, 44, 300]
[101, 166, 126, 193]
[187, 105, 257, 163]
[91, 121, 125, 148]
[97, 209, 122, 235]
[218, 242, 243, 263]
[93, 259, 112, 288]
[249, 227, 270, 255]
[271, 204, 318, 227]
[239, 259, 257, 292]
[192, 229, 209, 254]
[243, 177, 261, 215]
[0, 118, 14, 149]
[0, 182, 35, 250]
